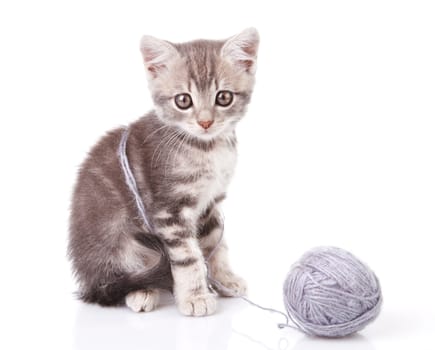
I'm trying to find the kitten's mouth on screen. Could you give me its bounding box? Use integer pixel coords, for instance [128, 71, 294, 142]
[177, 122, 226, 141]
[197, 129, 218, 140]
[194, 123, 235, 141]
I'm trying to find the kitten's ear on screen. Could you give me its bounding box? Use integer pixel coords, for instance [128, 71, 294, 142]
[221, 28, 259, 74]
[140, 35, 179, 79]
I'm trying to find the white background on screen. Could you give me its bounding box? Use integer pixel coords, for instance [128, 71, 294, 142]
[1, 0, 434, 349]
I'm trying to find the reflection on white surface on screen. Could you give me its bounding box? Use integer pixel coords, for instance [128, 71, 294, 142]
[231, 331, 377, 350]
[232, 329, 290, 350]
[74, 293, 245, 350]
[232, 329, 376, 350]
[74, 294, 378, 350]
[292, 335, 376, 350]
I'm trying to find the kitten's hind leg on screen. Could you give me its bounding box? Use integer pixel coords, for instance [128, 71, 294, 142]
[125, 289, 160, 312]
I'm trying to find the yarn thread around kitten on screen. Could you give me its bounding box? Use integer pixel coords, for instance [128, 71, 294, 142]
[118, 129, 153, 232]
[118, 128, 383, 337]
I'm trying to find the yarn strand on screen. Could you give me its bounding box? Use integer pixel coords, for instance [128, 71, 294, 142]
[118, 128, 153, 232]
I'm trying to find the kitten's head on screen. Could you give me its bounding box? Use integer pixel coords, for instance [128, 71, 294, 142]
[140, 28, 259, 141]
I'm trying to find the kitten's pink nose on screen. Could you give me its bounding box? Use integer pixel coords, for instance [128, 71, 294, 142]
[197, 120, 214, 130]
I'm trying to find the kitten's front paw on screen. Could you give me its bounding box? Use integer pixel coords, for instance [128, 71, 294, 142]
[177, 293, 217, 317]
[213, 273, 247, 297]
[125, 289, 160, 312]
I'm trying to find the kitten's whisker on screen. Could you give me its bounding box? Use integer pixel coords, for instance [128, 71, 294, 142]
[150, 129, 177, 167]
[164, 129, 187, 178]
[142, 124, 169, 145]
[160, 130, 184, 175]
[173, 131, 189, 164]
[162, 130, 181, 176]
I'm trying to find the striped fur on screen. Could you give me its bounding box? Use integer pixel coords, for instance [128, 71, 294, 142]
[68, 28, 259, 316]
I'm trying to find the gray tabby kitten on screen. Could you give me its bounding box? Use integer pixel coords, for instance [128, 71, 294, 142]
[69, 28, 259, 316]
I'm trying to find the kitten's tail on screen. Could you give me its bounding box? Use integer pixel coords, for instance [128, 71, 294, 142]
[80, 233, 173, 306]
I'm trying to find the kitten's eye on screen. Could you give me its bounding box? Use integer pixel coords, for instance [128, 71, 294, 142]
[215, 90, 234, 107]
[174, 93, 193, 110]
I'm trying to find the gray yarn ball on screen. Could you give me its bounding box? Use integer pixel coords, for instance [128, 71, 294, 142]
[283, 246, 382, 338]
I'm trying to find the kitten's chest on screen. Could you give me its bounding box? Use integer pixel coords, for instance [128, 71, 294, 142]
[204, 145, 237, 192]
[178, 143, 237, 204]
